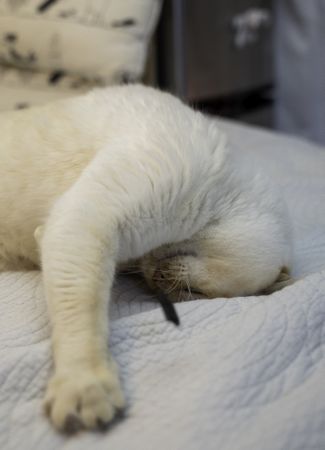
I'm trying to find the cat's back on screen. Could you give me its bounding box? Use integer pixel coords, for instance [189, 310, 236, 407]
[0, 86, 229, 260]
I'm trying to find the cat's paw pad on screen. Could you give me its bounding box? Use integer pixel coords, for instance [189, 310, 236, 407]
[44, 364, 125, 433]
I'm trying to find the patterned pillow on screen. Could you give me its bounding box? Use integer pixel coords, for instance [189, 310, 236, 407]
[0, 0, 162, 83]
[0, 65, 105, 111]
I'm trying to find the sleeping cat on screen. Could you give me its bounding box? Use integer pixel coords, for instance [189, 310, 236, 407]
[0, 85, 292, 432]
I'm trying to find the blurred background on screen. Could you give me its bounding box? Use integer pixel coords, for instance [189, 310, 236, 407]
[0, 0, 324, 145]
[149, 0, 325, 145]
[150, 0, 275, 128]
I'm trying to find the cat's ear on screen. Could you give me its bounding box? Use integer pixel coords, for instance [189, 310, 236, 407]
[260, 266, 294, 294]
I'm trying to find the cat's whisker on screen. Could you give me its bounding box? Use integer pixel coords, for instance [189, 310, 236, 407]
[184, 276, 192, 301]
[118, 270, 143, 275]
[166, 277, 181, 294]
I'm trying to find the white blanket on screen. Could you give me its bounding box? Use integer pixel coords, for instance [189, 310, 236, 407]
[1, 121, 325, 450]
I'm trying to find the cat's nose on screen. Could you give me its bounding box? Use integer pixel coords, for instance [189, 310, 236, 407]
[152, 262, 172, 291]
[153, 268, 165, 282]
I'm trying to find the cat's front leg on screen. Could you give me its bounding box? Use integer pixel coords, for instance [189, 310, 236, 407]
[40, 184, 125, 432]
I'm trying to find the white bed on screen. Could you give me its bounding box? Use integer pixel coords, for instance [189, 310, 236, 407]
[0, 120, 324, 450]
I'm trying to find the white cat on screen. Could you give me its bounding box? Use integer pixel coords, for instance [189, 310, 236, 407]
[0, 85, 292, 432]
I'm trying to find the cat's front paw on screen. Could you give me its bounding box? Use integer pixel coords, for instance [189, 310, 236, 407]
[44, 363, 125, 433]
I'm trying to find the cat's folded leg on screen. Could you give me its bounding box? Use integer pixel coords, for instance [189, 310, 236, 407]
[39, 178, 126, 433]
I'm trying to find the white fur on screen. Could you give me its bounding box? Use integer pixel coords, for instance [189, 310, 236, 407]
[0, 85, 292, 431]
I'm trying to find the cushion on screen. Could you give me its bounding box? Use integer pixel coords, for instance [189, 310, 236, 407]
[0, 0, 161, 83]
[0, 65, 103, 111]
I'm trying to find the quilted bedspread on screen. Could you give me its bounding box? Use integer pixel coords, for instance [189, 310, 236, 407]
[0, 121, 325, 450]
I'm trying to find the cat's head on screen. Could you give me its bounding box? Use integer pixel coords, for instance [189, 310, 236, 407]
[139, 222, 258, 301]
[139, 221, 290, 302]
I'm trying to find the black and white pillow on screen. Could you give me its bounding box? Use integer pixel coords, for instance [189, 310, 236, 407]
[0, 0, 162, 110]
[0, 65, 106, 111]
